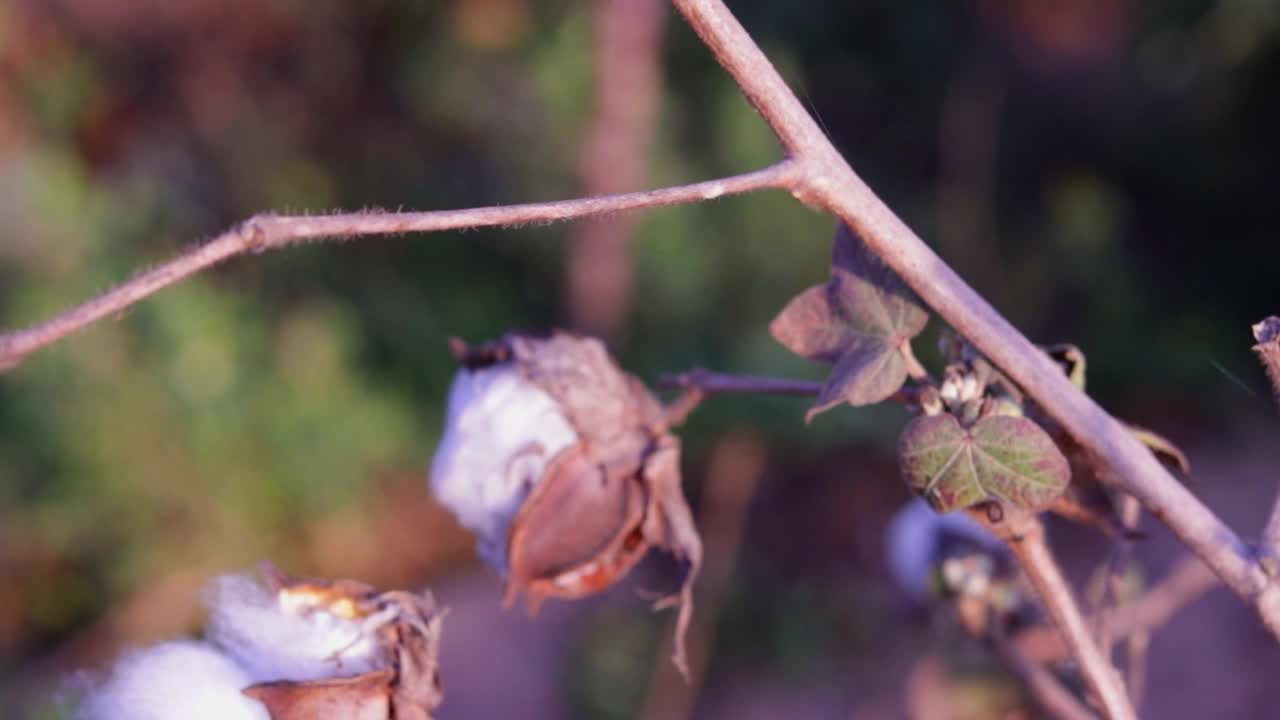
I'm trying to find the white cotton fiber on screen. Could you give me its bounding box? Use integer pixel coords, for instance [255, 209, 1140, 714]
[77, 641, 268, 720]
[204, 573, 384, 683]
[429, 365, 578, 570]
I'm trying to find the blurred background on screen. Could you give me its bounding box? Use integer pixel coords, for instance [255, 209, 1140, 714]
[1, 0, 1278, 717]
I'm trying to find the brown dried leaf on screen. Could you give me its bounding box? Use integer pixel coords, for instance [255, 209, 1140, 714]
[640, 437, 702, 678]
[1252, 316, 1280, 410]
[387, 606, 446, 720]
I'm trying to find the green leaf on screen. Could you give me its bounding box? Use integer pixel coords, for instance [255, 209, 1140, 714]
[898, 414, 1070, 513]
[770, 223, 929, 415]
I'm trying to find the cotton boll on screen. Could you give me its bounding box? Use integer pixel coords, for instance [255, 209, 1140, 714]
[885, 498, 1004, 602]
[78, 641, 268, 720]
[429, 364, 578, 570]
[205, 573, 385, 684]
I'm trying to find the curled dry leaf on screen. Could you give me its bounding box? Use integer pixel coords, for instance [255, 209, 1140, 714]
[1253, 315, 1280, 409]
[770, 223, 928, 418]
[1043, 343, 1087, 390]
[243, 566, 445, 720]
[433, 331, 703, 675]
[898, 414, 1070, 513]
[1125, 423, 1191, 475]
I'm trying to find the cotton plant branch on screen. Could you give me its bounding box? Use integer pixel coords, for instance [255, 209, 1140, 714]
[0, 162, 797, 372]
[950, 595, 1098, 720]
[1091, 494, 1142, 672]
[945, 547, 1097, 720]
[1018, 554, 1219, 665]
[2, 2, 1275, 712]
[991, 628, 1098, 720]
[659, 369, 822, 397]
[669, 0, 1280, 641]
[658, 368, 921, 404]
[969, 508, 1135, 720]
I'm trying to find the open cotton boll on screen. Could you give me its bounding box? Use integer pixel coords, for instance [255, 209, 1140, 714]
[205, 573, 385, 684]
[78, 641, 268, 720]
[886, 498, 1004, 602]
[429, 364, 578, 571]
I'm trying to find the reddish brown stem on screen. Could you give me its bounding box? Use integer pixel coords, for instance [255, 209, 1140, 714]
[658, 368, 919, 405]
[1019, 555, 1219, 665]
[659, 369, 821, 397]
[991, 621, 1098, 720]
[971, 509, 1135, 720]
[0, 162, 797, 372]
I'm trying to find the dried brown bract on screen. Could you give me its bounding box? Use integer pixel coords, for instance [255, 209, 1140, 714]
[243, 566, 445, 720]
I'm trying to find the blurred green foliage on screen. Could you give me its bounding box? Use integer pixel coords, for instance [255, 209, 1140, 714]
[1, 0, 1278, 715]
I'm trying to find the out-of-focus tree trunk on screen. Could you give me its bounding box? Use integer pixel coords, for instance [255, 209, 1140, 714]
[565, 0, 666, 340]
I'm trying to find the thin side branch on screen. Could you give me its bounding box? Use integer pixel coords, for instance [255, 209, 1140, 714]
[951, 595, 1097, 720]
[0, 161, 797, 372]
[671, 0, 1280, 638]
[658, 368, 919, 404]
[1019, 555, 1219, 665]
[992, 624, 1099, 720]
[659, 369, 821, 396]
[971, 509, 1135, 720]
[1094, 494, 1142, 666]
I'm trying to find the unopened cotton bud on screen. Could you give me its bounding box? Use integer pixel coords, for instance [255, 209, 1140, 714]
[77, 641, 268, 720]
[429, 361, 579, 571]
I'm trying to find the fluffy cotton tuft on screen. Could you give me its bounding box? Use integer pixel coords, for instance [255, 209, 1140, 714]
[204, 573, 385, 683]
[429, 364, 578, 570]
[885, 498, 1003, 602]
[77, 641, 269, 720]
